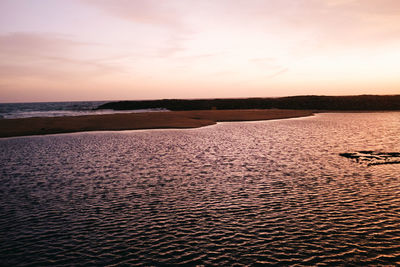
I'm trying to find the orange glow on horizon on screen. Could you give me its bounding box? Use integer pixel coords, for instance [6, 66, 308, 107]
[0, 0, 400, 102]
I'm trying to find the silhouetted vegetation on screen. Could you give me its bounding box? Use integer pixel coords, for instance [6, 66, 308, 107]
[96, 95, 400, 111]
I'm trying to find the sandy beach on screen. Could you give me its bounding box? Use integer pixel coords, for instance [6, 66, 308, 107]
[0, 109, 313, 138]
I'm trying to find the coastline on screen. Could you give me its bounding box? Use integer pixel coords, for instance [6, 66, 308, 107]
[0, 109, 313, 138]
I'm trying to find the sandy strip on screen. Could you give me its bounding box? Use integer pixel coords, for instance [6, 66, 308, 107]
[0, 109, 313, 138]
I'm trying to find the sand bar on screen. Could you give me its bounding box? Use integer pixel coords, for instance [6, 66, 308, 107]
[0, 109, 313, 138]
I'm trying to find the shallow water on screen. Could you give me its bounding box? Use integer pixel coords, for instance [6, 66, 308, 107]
[1, 113, 400, 266]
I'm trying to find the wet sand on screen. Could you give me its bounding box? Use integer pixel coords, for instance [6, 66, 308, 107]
[0, 109, 313, 138]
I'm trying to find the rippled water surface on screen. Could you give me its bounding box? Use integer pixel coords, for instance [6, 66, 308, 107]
[1, 113, 400, 266]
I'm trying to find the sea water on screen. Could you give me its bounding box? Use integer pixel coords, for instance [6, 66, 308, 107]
[1, 113, 399, 265]
[0, 101, 166, 119]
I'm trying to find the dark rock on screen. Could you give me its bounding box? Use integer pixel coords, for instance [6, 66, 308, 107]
[340, 151, 400, 166]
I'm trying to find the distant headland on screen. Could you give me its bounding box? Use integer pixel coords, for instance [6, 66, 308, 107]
[96, 95, 400, 111]
[2, 94, 400, 138]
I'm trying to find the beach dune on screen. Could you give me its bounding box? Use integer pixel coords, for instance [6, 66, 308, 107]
[0, 109, 313, 138]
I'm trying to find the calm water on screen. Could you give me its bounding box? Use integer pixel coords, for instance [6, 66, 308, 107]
[1, 113, 400, 266]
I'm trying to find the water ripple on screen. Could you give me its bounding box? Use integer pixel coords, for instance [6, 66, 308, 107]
[1, 113, 400, 265]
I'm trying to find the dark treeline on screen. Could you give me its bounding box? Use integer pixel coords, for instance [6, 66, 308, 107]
[96, 95, 400, 111]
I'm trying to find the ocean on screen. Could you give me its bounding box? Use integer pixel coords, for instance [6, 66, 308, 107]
[1, 112, 400, 265]
[0, 101, 166, 119]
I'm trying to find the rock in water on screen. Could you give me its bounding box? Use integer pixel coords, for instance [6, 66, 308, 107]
[340, 151, 400, 166]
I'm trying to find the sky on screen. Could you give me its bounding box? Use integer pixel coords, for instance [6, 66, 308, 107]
[1, 0, 400, 102]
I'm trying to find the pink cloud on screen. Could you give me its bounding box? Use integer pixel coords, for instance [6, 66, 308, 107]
[0, 32, 83, 56]
[81, 0, 194, 57]
[0, 32, 124, 80]
[82, 0, 188, 30]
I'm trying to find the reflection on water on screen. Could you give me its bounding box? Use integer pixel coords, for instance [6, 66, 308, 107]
[1, 113, 400, 266]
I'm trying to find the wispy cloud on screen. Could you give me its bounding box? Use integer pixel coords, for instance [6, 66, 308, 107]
[0, 32, 124, 80]
[1, 0, 400, 101]
[266, 68, 289, 79]
[82, 0, 187, 30]
[203, 0, 400, 50]
[0, 32, 85, 56]
[81, 0, 193, 57]
[281, 0, 400, 48]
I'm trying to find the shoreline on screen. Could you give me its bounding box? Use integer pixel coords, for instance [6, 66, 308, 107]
[0, 109, 313, 138]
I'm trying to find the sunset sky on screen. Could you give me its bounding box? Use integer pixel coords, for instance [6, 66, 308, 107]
[1, 0, 400, 102]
